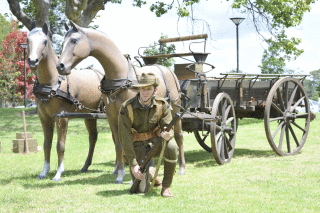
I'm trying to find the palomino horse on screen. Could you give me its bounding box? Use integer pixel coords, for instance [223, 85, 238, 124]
[56, 22, 185, 184]
[28, 22, 104, 181]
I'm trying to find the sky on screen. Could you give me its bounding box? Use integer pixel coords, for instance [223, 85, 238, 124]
[1, 0, 320, 76]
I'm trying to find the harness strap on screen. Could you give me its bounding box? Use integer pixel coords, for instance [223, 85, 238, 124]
[33, 75, 103, 112]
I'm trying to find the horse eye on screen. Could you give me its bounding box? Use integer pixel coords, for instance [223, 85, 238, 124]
[71, 39, 78, 44]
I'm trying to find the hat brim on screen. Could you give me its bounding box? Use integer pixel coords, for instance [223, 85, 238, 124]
[131, 83, 155, 88]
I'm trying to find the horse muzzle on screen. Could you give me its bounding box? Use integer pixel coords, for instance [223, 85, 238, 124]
[28, 58, 39, 69]
[56, 63, 71, 75]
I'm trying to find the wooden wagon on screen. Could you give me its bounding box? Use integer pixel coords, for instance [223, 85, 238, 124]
[138, 34, 313, 165]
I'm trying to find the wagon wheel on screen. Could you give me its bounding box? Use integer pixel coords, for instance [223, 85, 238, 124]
[211, 92, 237, 164]
[194, 130, 211, 152]
[264, 77, 311, 156]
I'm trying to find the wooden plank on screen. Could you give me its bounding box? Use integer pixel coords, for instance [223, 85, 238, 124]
[159, 34, 208, 43]
[141, 52, 194, 59]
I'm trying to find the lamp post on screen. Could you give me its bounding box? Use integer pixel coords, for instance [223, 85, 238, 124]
[230, 17, 245, 73]
[19, 43, 28, 107]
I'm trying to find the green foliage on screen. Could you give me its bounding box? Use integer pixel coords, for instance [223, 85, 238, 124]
[21, 0, 67, 35]
[259, 49, 286, 74]
[308, 69, 320, 100]
[0, 14, 12, 52]
[143, 34, 176, 68]
[150, 1, 173, 17]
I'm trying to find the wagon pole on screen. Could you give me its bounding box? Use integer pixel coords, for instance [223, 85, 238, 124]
[22, 111, 30, 153]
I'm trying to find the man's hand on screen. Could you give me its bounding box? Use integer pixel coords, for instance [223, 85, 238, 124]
[131, 164, 143, 180]
[160, 126, 172, 141]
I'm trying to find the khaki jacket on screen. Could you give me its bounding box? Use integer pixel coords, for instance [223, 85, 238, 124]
[118, 94, 173, 166]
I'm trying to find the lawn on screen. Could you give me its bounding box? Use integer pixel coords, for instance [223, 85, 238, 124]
[0, 108, 319, 213]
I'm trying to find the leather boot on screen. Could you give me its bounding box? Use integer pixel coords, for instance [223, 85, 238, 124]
[162, 161, 176, 188]
[161, 187, 174, 197]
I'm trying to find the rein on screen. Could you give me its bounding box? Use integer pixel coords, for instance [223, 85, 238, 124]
[33, 75, 104, 112]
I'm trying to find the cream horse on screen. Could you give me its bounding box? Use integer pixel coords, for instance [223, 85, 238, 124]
[56, 22, 185, 184]
[28, 22, 104, 181]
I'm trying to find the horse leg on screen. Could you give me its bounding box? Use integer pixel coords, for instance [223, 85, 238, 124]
[81, 119, 98, 173]
[108, 120, 125, 184]
[38, 116, 54, 179]
[52, 117, 68, 181]
[174, 120, 185, 175]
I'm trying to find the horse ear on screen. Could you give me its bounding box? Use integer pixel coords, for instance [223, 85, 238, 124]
[42, 22, 49, 35]
[64, 22, 69, 31]
[70, 21, 79, 32]
[31, 21, 36, 30]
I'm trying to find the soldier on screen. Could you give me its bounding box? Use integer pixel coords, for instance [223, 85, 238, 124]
[118, 72, 178, 197]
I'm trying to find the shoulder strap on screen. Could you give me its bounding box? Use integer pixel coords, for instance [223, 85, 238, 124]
[127, 103, 134, 123]
[155, 100, 164, 123]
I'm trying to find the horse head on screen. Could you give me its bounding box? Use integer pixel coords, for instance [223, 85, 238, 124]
[27, 22, 50, 70]
[56, 21, 91, 75]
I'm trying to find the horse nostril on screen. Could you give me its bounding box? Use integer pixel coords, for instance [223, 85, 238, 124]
[58, 63, 65, 71]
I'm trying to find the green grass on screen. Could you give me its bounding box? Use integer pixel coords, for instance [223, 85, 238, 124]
[0, 108, 319, 212]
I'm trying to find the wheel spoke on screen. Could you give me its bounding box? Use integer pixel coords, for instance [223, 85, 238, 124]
[272, 120, 285, 139]
[221, 99, 227, 118]
[288, 84, 298, 109]
[225, 116, 234, 126]
[219, 137, 225, 160]
[224, 132, 233, 151]
[292, 96, 307, 112]
[288, 122, 300, 147]
[201, 134, 208, 143]
[284, 81, 289, 108]
[271, 102, 283, 114]
[223, 140, 229, 159]
[291, 121, 307, 133]
[278, 123, 285, 150]
[223, 104, 231, 122]
[269, 116, 284, 122]
[276, 88, 285, 111]
[285, 125, 291, 153]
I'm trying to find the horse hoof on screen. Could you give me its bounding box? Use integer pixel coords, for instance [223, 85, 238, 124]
[114, 180, 123, 184]
[52, 178, 61, 181]
[80, 168, 88, 173]
[38, 175, 46, 179]
[178, 168, 185, 175]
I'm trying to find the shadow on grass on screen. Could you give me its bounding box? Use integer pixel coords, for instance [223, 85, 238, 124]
[183, 147, 276, 167]
[234, 148, 276, 158]
[96, 189, 160, 198]
[0, 161, 132, 190]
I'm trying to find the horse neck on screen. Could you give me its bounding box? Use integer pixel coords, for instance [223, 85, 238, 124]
[88, 31, 129, 80]
[36, 41, 60, 86]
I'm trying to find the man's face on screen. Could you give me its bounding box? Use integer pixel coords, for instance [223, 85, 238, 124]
[139, 86, 155, 102]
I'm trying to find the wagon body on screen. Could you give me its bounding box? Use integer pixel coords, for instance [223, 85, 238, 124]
[139, 34, 312, 165]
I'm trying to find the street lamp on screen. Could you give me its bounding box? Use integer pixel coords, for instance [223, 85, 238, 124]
[230, 17, 245, 73]
[19, 43, 28, 107]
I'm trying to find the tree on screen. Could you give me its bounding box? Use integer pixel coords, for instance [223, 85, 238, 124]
[308, 69, 320, 101]
[6, 0, 317, 71]
[143, 34, 176, 68]
[0, 14, 12, 52]
[0, 20, 35, 107]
